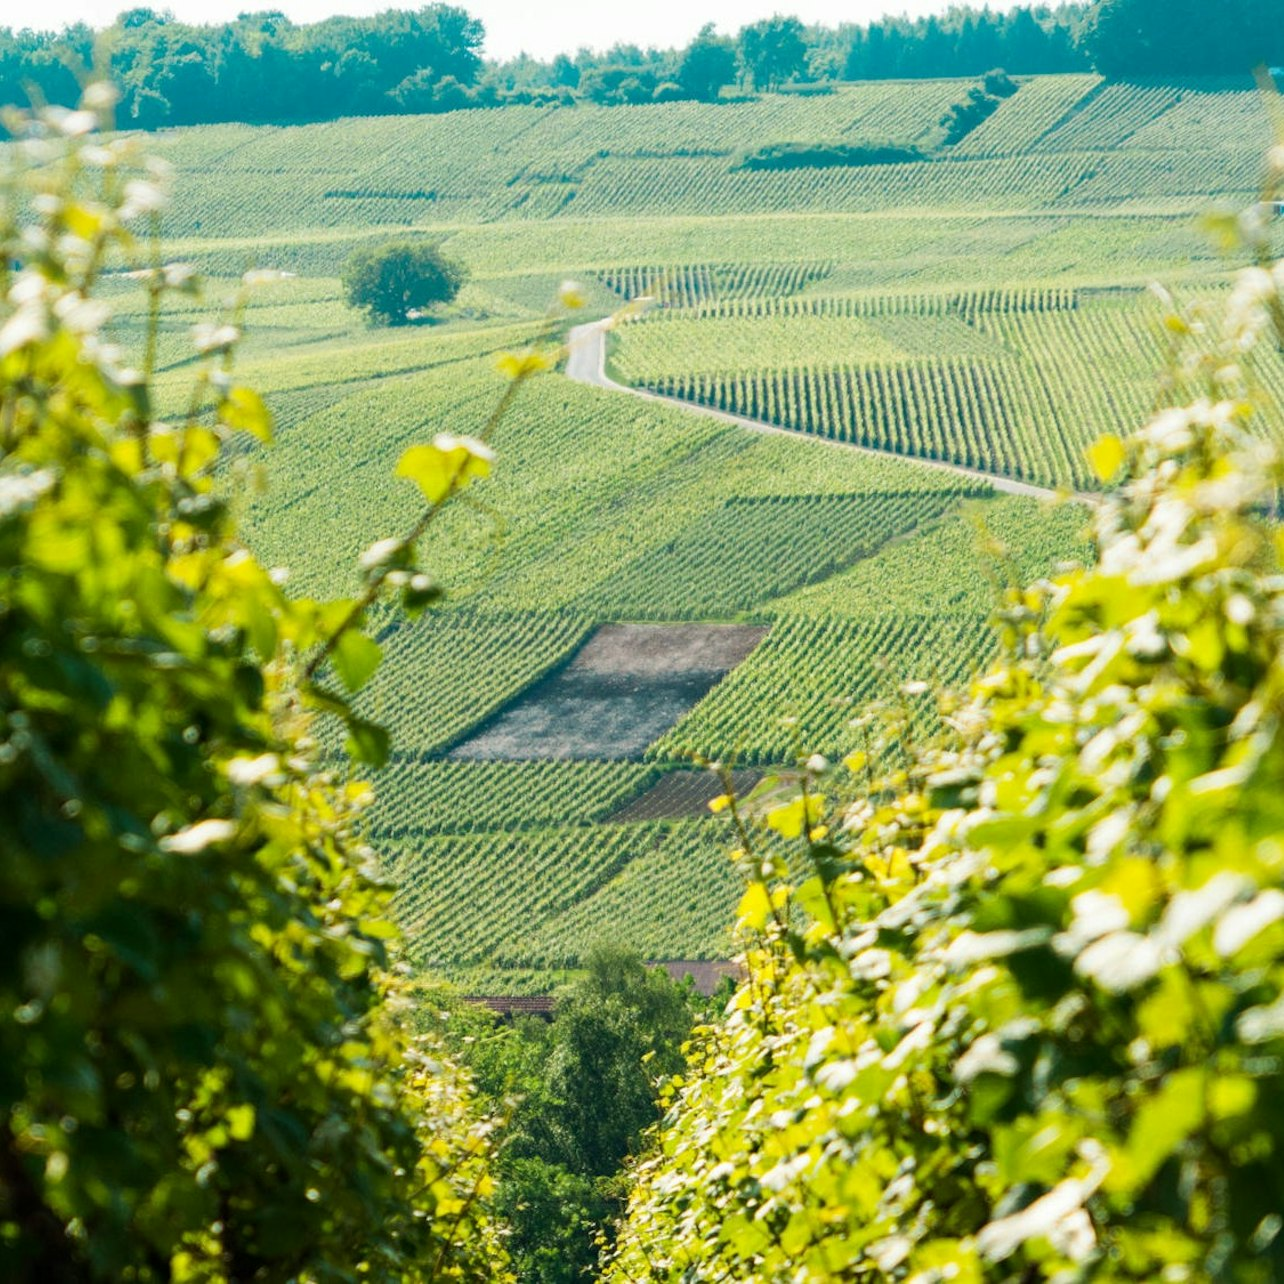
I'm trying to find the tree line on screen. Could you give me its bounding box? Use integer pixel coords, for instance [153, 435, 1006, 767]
[3, 0, 1282, 129]
[1, 5, 486, 129]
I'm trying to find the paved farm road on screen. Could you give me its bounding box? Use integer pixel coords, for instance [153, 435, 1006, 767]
[566, 318, 1061, 501]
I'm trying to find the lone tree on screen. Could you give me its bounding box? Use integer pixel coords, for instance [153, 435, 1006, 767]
[343, 239, 465, 325]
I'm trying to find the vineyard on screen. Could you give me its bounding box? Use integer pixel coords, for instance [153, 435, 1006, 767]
[446, 623, 767, 761]
[650, 612, 996, 765]
[149, 76, 1268, 241]
[776, 493, 1092, 617]
[116, 71, 1266, 989]
[361, 611, 594, 756]
[613, 285, 1282, 490]
[606, 769, 764, 823]
[598, 261, 834, 309]
[368, 760, 657, 838]
[578, 490, 975, 619]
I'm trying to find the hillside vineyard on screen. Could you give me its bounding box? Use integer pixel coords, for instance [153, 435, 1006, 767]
[120, 74, 1275, 993]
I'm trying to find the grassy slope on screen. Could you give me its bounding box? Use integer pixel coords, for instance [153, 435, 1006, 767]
[132, 75, 1268, 989]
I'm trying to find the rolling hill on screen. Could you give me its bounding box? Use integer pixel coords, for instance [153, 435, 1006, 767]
[114, 72, 1274, 991]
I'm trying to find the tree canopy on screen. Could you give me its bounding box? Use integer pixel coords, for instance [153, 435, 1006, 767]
[738, 16, 809, 91]
[0, 5, 1099, 129]
[1, 5, 485, 129]
[1082, 0, 1284, 78]
[677, 24, 738, 102]
[342, 241, 466, 326]
[445, 948, 702, 1284]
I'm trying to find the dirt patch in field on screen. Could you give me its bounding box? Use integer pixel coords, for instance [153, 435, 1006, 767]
[448, 623, 768, 761]
[607, 769, 764, 822]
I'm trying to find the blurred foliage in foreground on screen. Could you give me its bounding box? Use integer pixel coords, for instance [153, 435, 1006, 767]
[609, 149, 1284, 1281]
[0, 91, 522, 1281]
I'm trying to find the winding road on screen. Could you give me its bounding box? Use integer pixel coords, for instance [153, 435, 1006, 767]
[566, 318, 1059, 501]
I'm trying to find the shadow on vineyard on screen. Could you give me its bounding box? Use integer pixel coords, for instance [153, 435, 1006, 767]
[448, 623, 768, 760]
[606, 768, 766, 822]
[578, 493, 962, 618]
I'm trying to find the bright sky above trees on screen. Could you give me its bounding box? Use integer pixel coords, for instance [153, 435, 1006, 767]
[23, 0, 1032, 61]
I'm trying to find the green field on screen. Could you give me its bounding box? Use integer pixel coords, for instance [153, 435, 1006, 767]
[126, 73, 1266, 990]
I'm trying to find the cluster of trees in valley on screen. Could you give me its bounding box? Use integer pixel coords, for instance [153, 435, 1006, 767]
[3, 0, 1281, 128]
[428, 949, 712, 1284]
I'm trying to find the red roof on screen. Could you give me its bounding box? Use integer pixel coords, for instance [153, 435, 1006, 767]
[464, 995, 556, 1017]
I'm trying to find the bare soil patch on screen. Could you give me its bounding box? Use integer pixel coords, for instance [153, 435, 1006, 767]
[607, 769, 764, 822]
[448, 623, 768, 761]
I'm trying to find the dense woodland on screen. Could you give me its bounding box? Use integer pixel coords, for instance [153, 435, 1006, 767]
[2, 0, 1282, 129]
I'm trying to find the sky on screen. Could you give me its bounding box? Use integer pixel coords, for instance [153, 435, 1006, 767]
[18, 0, 1030, 61]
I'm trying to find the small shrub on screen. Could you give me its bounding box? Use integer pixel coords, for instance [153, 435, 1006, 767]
[342, 240, 466, 325]
[983, 67, 1019, 98]
[940, 85, 1000, 145]
[652, 81, 686, 104]
[736, 139, 930, 171]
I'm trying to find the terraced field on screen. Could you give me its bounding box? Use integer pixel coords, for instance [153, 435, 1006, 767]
[128, 74, 1267, 990]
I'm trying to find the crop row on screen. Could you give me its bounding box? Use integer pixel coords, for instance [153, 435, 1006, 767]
[951, 74, 1100, 158]
[576, 490, 973, 620]
[979, 304, 1161, 441]
[606, 768, 764, 822]
[151, 81, 991, 238]
[392, 821, 735, 971]
[987, 301, 1284, 451]
[598, 261, 832, 309]
[868, 312, 1014, 361]
[467, 391, 963, 615]
[837, 77, 996, 145]
[437, 207, 1213, 286]
[635, 290, 1194, 490]
[647, 358, 1092, 488]
[557, 150, 1104, 220]
[366, 759, 657, 839]
[236, 322, 964, 622]
[493, 822, 742, 969]
[149, 79, 1264, 244]
[1053, 146, 1262, 208]
[778, 493, 1092, 619]
[650, 611, 995, 765]
[157, 319, 532, 408]
[510, 81, 951, 165]
[1034, 82, 1184, 154]
[565, 145, 1259, 221]
[630, 283, 1078, 323]
[1127, 83, 1274, 154]
[611, 313, 911, 379]
[239, 349, 777, 605]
